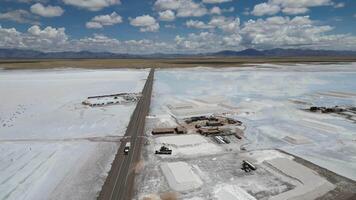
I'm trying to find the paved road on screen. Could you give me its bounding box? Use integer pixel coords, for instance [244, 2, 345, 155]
[98, 68, 154, 200]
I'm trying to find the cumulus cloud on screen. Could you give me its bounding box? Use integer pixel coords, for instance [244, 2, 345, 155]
[186, 16, 240, 33]
[210, 6, 221, 15]
[8, 0, 48, 3]
[154, 0, 208, 17]
[175, 32, 222, 51]
[202, 0, 232, 3]
[0, 25, 175, 53]
[63, 0, 120, 11]
[186, 20, 214, 29]
[251, 3, 280, 16]
[0, 25, 25, 49]
[239, 16, 339, 49]
[30, 3, 64, 17]
[0, 25, 68, 51]
[1, 14, 356, 53]
[129, 15, 160, 32]
[86, 12, 122, 29]
[0, 9, 38, 24]
[180, 15, 356, 52]
[159, 10, 175, 21]
[252, 0, 334, 16]
[210, 6, 234, 15]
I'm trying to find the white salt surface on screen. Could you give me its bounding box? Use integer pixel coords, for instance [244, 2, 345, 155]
[242, 150, 293, 164]
[0, 69, 148, 200]
[267, 158, 335, 200]
[160, 162, 203, 192]
[151, 63, 356, 181]
[156, 134, 206, 147]
[214, 184, 256, 200]
[155, 135, 222, 157]
[0, 69, 147, 139]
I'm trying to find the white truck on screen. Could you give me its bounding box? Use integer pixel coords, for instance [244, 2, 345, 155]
[124, 142, 131, 155]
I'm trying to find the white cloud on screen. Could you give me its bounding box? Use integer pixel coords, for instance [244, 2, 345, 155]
[180, 15, 356, 52]
[281, 7, 309, 15]
[154, 0, 208, 17]
[159, 10, 175, 21]
[27, 25, 67, 42]
[129, 15, 160, 32]
[30, 3, 64, 17]
[154, 0, 181, 10]
[333, 2, 344, 8]
[11, 0, 48, 3]
[0, 9, 38, 24]
[62, 0, 120, 11]
[0, 25, 25, 49]
[202, 0, 232, 3]
[86, 12, 122, 29]
[1, 25, 69, 51]
[251, 0, 334, 16]
[210, 6, 221, 15]
[175, 32, 221, 51]
[240, 16, 338, 49]
[270, 0, 333, 8]
[223, 33, 242, 47]
[1, 14, 356, 54]
[86, 22, 102, 29]
[186, 20, 213, 29]
[251, 3, 280, 16]
[186, 16, 240, 33]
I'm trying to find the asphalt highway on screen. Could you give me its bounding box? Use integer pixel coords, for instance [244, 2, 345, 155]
[98, 68, 154, 200]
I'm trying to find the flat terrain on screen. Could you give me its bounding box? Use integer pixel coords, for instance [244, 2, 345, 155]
[1, 57, 356, 69]
[0, 69, 148, 200]
[136, 63, 356, 199]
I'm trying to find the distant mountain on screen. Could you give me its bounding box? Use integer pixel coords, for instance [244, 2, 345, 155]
[209, 48, 265, 56]
[0, 48, 355, 59]
[0, 49, 137, 59]
[210, 48, 356, 57]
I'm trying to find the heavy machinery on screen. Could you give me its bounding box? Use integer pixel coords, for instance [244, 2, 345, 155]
[155, 146, 172, 154]
[241, 160, 257, 172]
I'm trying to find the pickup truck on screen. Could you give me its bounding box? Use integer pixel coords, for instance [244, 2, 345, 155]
[124, 142, 131, 155]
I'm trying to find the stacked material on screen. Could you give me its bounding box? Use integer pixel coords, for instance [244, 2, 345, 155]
[161, 162, 203, 191]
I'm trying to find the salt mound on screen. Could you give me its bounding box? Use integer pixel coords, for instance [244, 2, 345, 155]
[161, 162, 203, 192]
[214, 184, 256, 200]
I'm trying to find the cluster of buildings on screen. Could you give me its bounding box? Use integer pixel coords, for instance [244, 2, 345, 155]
[82, 92, 141, 107]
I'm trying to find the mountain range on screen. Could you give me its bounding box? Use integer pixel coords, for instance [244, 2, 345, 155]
[0, 48, 355, 59]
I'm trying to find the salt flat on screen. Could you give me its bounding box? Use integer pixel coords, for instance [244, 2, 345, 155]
[0, 68, 148, 200]
[150, 63, 356, 181]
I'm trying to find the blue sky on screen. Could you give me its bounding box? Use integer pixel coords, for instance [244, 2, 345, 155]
[0, 0, 355, 53]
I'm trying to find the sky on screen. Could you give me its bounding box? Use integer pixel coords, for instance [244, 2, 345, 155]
[0, 0, 355, 54]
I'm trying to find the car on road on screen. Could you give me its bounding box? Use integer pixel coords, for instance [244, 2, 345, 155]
[124, 142, 131, 155]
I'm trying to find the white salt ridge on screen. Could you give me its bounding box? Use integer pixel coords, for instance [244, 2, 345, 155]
[214, 184, 256, 200]
[160, 162, 203, 192]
